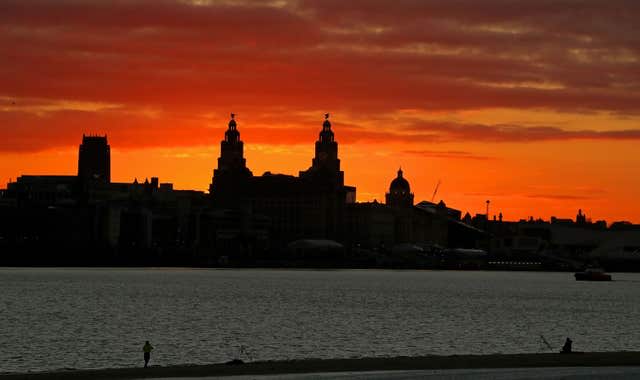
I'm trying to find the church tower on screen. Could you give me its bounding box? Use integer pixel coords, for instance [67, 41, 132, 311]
[209, 114, 252, 195]
[301, 114, 344, 186]
[78, 135, 110, 183]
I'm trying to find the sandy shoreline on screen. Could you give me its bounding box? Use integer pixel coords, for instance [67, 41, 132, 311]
[3, 352, 640, 379]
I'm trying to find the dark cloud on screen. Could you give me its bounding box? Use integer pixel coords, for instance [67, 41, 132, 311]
[524, 193, 597, 201]
[403, 121, 640, 142]
[2, 105, 640, 153]
[0, 108, 216, 152]
[1, 0, 640, 151]
[402, 150, 495, 160]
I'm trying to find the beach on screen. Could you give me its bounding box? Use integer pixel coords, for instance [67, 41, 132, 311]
[3, 352, 640, 380]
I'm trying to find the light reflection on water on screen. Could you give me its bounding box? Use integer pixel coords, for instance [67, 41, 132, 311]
[1, 268, 639, 373]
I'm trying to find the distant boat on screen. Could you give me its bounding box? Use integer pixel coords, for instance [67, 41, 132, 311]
[575, 267, 612, 281]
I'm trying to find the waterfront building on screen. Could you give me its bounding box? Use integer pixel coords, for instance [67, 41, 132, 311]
[385, 168, 413, 208]
[487, 210, 640, 270]
[209, 114, 356, 250]
[346, 169, 452, 252]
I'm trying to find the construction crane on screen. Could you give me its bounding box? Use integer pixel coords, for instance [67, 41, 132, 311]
[431, 180, 441, 202]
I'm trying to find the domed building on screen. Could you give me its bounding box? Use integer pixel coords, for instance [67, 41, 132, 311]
[385, 168, 414, 208]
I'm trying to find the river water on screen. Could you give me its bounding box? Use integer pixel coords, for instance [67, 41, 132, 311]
[1, 269, 639, 373]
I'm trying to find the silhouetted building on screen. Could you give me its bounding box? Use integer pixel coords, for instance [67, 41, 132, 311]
[346, 169, 452, 256]
[416, 200, 462, 220]
[209, 114, 252, 203]
[9, 115, 640, 269]
[300, 114, 344, 186]
[209, 114, 356, 251]
[347, 201, 396, 249]
[6, 175, 78, 206]
[78, 135, 110, 183]
[1, 134, 212, 265]
[386, 168, 414, 208]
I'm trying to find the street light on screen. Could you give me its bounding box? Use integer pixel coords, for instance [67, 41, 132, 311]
[486, 199, 491, 254]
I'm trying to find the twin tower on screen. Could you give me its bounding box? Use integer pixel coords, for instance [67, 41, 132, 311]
[208, 114, 353, 242]
[209, 113, 414, 211]
[210, 114, 345, 197]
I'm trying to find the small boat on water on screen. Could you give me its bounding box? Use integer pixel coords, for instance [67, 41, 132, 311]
[574, 267, 612, 281]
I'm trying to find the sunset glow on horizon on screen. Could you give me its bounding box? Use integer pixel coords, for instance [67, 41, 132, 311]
[2, 0, 640, 223]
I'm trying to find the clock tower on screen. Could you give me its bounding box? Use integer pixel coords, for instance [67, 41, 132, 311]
[209, 113, 252, 196]
[302, 114, 343, 185]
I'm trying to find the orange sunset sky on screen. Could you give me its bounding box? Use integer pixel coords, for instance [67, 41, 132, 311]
[1, 1, 639, 223]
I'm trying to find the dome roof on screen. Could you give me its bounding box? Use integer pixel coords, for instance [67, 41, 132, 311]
[390, 168, 410, 192]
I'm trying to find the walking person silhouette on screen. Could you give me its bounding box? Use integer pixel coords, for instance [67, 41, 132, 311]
[561, 337, 572, 353]
[143, 341, 154, 368]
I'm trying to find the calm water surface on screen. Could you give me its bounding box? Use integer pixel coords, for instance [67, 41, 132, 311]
[1, 269, 639, 373]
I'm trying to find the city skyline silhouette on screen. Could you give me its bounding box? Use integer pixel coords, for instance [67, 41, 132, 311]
[2, 113, 631, 226]
[2, 1, 640, 223]
[2, 113, 639, 270]
[4, 3, 640, 377]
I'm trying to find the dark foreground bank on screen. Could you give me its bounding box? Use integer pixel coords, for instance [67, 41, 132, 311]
[3, 352, 640, 380]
